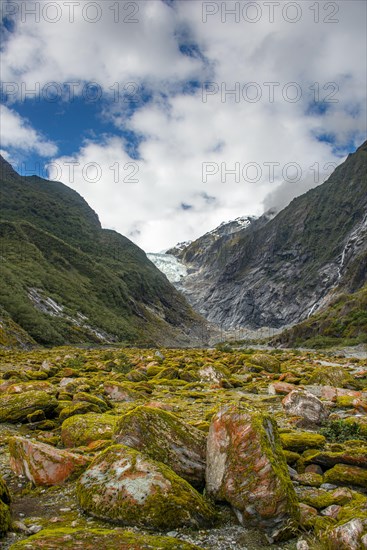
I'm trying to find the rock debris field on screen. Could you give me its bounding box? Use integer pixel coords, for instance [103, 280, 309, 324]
[0, 345, 367, 550]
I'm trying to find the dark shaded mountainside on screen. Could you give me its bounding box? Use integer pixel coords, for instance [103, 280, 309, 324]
[0, 156, 206, 347]
[173, 141, 367, 340]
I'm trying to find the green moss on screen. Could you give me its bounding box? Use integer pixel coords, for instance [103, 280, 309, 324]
[330, 490, 367, 524]
[307, 366, 358, 389]
[0, 500, 11, 537]
[280, 431, 326, 452]
[283, 450, 301, 464]
[295, 472, 323, 487]
[114, 406, 206, 488]
[335, 395, 356, 408]
[126, 370, 148, 382]
[61, 412, 119, 447]
[0, 476, 10, 506]
[59, 402, 102, 422]
[7, 527, 204, 549]
[296, 487, 339, 510]
[324, 464, 367, 488]
[77, 444, 217, 530]
[153, 367, 180, 380]
[73, 392, 110, 412]
[303, 447, 367, 469]
[248, 354, 281, 373]
[0, 390, 58, 423]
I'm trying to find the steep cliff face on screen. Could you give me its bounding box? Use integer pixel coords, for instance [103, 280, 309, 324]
[0, 156, 206, 347]
[171, 141, 367, 330]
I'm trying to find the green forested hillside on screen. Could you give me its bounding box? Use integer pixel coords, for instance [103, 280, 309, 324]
[0, 156, 204, 347]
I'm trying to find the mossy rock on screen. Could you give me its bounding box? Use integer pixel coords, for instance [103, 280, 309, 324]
[280, 431, 326, 452]
[26, 409, 46, 423]
[126, 369, 148, 382]
[4, 380, 57, 395]
[296, 486, 354, 510]
[0, 390, 58, 423]
[0, 476, 10, 506]
[328, 489, 367, 525]
[303, 447, 367, 469]
[0, 500, 11, 537]
[24, 370, 49, 380]
[59, 402, 102, 422]
[283, 450, 301, 464]
[61, 413, 118, 447]
[248, 354, 281, 373]
[73, 392, 110, 412]
[77, 444, 216, 530]
[293, 472, 323, 487]
[180, 368, 200, 382]
[324, 463, 367, 488]
[335, 395, 357, 408]
[206, 405, 300, 542]
[146, 365, 162, 378]
[103, 381, 144, 402]
[0, 475, 11, 537]
[114, 406, 206, 488]
[153, 367, 180, 380]
[8, 527, 203, 549]
[307, 366, 358, 389]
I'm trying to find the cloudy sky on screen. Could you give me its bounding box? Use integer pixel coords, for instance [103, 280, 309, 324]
[1, 0, 366, 251]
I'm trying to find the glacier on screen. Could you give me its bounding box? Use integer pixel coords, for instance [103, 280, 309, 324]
[147, 253, 188, 283]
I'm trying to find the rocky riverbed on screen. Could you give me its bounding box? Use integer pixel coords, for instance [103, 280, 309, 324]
[0, 345, 366, 549]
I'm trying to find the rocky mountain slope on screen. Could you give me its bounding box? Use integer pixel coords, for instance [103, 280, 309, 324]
[0, 156, 206, 347]
[170, 141, 367, 331]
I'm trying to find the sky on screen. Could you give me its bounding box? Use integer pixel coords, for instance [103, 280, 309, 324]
[1, 0, 366, 252]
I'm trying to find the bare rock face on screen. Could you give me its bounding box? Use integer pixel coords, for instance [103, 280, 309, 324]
[205, 405, 299, 542]
[113, 406, 206, 488]
[282, 390, 329, 426]
[77, 444, 216, 530]
[9, 436, 89, 486]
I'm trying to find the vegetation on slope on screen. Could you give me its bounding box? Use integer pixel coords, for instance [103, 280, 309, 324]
[275, 282, 367, 348]
[0, 156, 204, 347]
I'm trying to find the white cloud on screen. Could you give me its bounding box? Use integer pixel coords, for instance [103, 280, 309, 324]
[1, 0, 366, 251]
[0, 104, 58, 157]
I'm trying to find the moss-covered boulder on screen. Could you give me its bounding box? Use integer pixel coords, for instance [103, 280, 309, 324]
[8, 527, 203, 549]
[77, 444, 216, 530]
[114, 406, 206, 488]
[0, 475, 11, 538]
[280, 431, 326, 452]
[9, 436, 89, 486]
[248, 354, 281, 373]
[59, 402, 102, 422]
[324, 464, 367, 488]
[295, 486, 354, 509]
[307, 366, 358, 389]
[61, 413, 118, 447]
[104, 381, 144, 402]
[4, 381, 57, 395]
[303, 447, 367, 469]
[0, 390, 58, 423]
[206, 405, 299, 542]
[72, 392, 110, 412]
